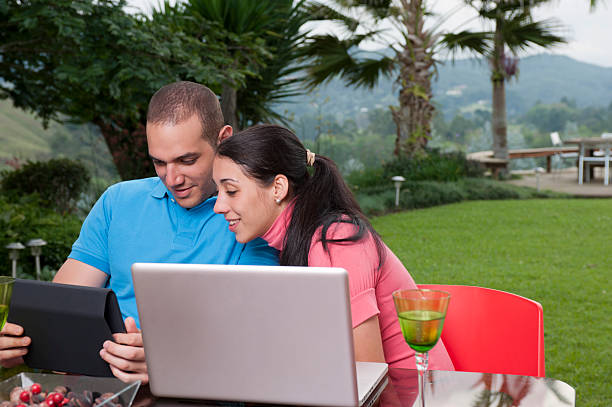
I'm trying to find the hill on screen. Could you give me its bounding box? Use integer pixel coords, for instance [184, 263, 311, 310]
[0, 99, 52, 160]
[277, 54, 612, 123]
[0, 99, 118, 180]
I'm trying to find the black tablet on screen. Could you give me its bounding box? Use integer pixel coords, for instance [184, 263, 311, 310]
[7, 279, 126, 377]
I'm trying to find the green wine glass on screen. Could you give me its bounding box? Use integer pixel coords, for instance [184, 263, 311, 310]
[0, 276, 15, 331]
[392, 289, 450, 407]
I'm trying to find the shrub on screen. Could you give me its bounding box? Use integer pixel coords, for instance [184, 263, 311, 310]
[356, 178, 568, 217]
[345, 166, 386, 191]
[382, 149, 485, 182]
[401, 181, 466, 209]
[0, 195, 82, 280]
[1, 158, 90, 214]
[355, 190, 396, 217]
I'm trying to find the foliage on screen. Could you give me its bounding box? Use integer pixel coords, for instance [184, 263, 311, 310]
[355, 178, 566, 217]
[165, 0, 313, 130]
[523, 99, 612, 135]
[381, 149, 485, 182]
[0, 195, 82, 280]
[372, 199, 612, 407]
[0, 0, 260, 180]
[346, 167, 386, 191]
[1, 159, 90, 214]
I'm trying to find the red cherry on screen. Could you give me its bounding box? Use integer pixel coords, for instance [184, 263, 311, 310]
[19, 391, 30, 403]
[16, 404, 27, 407]
[52, 393, 64, 405]
[31, 384, 42, 394]
[60, 398, 70, 406]
[45, 400, 55, 407]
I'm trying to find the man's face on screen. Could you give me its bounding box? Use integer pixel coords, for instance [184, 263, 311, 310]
[147, 114, 217, 209]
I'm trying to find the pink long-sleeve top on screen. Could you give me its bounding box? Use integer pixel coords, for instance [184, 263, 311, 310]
[261, 206, 454, 371]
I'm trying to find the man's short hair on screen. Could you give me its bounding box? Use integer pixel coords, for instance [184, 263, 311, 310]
[147, 81, 225, 145]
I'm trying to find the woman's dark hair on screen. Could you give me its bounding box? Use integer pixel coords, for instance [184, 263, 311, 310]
[216, 124, 385, 268]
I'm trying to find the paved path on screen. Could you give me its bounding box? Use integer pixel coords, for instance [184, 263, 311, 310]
[505, 168, 612, 197]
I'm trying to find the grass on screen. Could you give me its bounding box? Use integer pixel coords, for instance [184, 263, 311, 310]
[371, 199, 611, 407]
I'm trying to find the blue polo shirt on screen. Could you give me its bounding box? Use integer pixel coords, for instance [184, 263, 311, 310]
[69, 177, 279, 326]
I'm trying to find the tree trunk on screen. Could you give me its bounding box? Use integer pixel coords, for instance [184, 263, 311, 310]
[94, 117, 154, 181]
[491, 77, 508, 160]
[392, 0, 435, 158]
[221, 84, 239, 130]
[491, 18, 509, 162]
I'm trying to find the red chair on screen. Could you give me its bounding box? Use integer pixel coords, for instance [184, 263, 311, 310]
[418, 284, 545, 377]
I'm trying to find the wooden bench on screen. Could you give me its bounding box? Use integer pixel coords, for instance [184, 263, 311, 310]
[467, 151, 509, 179]
[508, 147, 578, 172]
[468, 147, 579, 175]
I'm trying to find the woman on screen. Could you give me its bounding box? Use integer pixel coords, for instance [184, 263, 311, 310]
[213, 124, 454, 370]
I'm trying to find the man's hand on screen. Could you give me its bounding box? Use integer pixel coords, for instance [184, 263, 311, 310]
[0, 323, 30, 368]
[99, 317, 148, 384]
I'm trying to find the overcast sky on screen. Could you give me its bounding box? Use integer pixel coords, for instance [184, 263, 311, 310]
[125, 0, 612, 68]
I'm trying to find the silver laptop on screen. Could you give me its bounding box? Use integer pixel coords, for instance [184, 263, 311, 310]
[132, 263, 388, 407]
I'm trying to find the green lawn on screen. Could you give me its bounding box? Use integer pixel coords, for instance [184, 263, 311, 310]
[371, 199, 611, 407]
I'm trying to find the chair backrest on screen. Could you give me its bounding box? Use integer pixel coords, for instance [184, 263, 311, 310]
[601, 132, 612, 139]
[417, 284, 545, 377]
[550, 132, 562, 146]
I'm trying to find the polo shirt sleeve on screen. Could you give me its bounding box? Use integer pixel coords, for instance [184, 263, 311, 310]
[68, 186, 115, 274]
[308, 223, 380, 328]
[238, 237, 279, 266]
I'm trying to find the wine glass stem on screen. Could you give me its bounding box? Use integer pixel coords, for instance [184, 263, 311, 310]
[415, 352, 429, 407]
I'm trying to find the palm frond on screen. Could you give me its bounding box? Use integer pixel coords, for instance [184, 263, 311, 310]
[302, 1, 360, 31]
[345, 56, 396, 88]
[502, 18, 566, 52]
[301, 35, 357, 88]
[353, 0, 393, 20]
[441, 31, 492, 58]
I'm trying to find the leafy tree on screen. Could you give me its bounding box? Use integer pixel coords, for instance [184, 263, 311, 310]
[301, 0, 440, 157]
[442, 1, 581, 163]
[0, 0, 258, 180]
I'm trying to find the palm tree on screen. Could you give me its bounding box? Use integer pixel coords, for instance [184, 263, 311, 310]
[301, 0, 443, 157]
[181, 0, 312, 130]
[441, 0, 566, 162]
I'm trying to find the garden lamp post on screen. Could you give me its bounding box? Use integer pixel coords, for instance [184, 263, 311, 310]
[391, 176, 406, 207]
[534, 167, 545, 192]
[27, 238, 47, 280]
[6, 242, 25, 278]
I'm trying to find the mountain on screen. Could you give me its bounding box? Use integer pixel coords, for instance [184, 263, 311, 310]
[277, 54, 612, 122]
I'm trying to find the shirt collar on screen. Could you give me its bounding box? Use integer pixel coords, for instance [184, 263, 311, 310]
[150, 178, 218, 210]
[151, 178, 169, 199]
[261, 202, 294, 251]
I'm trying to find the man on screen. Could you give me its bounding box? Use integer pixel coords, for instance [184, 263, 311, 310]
[0, 82, 278, 383]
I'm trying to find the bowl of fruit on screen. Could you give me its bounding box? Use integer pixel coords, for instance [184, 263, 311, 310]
[0, 373, 140, 407]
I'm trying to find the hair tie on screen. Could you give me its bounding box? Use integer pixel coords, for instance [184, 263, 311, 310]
[306, 149, 316, 167]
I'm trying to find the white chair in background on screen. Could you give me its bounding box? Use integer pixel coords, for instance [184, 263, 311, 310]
[550, 132, 578, 174]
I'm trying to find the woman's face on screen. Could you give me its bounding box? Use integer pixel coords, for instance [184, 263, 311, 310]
[213, 156, 283, 243]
